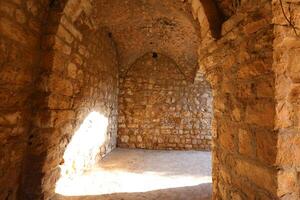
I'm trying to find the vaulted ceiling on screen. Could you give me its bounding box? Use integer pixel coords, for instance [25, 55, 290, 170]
[92, 0, 200, 81]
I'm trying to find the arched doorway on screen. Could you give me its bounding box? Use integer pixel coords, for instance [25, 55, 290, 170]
[20, 0, 214, 199]
[16, 0, 288, 199]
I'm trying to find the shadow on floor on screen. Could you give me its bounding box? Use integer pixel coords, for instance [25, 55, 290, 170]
[55, 183, 212, 200]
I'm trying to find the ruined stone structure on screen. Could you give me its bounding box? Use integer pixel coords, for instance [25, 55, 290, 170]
[0, 0, 300, 199]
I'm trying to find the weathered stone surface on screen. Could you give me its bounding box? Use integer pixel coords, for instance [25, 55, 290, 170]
[196, 0, 282, 199]
[19, 3, 119, 197]
[0, 0, 49, 198]
[238, 128, 254, 158]
[235, 158, 276, 194]
[1, 0, 299, 199]
[273, 0, 300, 198]
[118, 53, 212, 150]
[95, 0, 200, 82]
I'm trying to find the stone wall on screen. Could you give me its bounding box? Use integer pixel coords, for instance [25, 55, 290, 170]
[0, 0, 49, 199]
[19, 1, 119, 199]
[192, 0, 278, 199]
[118, 53, 212, 150]
[1, 0, 299, 199]
[273, 0, 300, 199]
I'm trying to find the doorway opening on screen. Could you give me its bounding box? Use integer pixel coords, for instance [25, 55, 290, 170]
[55, 53, 213, 200]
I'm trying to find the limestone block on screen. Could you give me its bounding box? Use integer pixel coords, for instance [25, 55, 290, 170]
[245, 101, 275, 127]
[57, 25, 74, 44]
[235, 159, 276, 194]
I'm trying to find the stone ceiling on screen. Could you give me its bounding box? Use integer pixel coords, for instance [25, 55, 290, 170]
[92, 0, 200, 81]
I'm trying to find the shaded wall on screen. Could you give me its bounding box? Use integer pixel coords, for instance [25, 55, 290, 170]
[0, 0, 299, 199]
[118, 53, 212, 150]
[192, 0, 278, 199]
[0, 0, 50, 198]
[273, 0, 300, 198]
[19, 1, 119, 198]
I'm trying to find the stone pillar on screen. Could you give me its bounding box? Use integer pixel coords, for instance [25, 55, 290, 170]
[0, 0, 49, 199]
[273, 0, 300, 199]
[192, 0, 279, 199]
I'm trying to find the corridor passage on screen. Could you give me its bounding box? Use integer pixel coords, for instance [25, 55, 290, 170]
[56, 149, 212, 200]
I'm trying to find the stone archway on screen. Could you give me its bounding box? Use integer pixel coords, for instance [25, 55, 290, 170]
[190, 0, 283, 199]
[20, 0, 274, 199]
[19, 0, 119, 199]
[18, 1, 213, 198]
[8, 0, 299, 199]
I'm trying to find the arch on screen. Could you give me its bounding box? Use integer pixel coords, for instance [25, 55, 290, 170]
[95, 0, 201, 83]
[13, 0, 288, 199]
[19, 1, 119, 199]
[17, 1, 215, 198]
[18, 0, 205, 198]
[190, 1, 280, 199]
[122, 52, 189, 82]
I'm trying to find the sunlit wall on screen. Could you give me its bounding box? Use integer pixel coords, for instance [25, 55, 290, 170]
[57, 112, 108, 180]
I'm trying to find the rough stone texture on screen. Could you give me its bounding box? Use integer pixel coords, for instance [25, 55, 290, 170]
[0, 0, 50, 199]
[273, 0, 300, 199]
[18, 1, 119, 199]
[193, 0, 279, 199]
[95, 0, 200, 82]
[1, 0, 300, 199]
[118, 53, 212, 150]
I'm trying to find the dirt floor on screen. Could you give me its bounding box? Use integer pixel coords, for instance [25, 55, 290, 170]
[56, 148, 212, 200]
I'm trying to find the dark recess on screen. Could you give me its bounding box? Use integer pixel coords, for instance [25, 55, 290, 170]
[152, 52, 158, 58]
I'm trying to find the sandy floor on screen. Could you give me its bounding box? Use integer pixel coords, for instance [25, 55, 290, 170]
[56, 148, 212, 200]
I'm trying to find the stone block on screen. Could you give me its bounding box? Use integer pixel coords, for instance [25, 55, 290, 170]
[244, 19, 268, 34]
[238, 128, 254, 157]
[235, 159, 276, 194]
[255, 130, 277, 165]
[278, 169, 298, 197]
[48, 75, 74, 96]
[57, 25, 74, 44]
[277, 131, 300, 166]
[287, 48, 300, 83]
[219, 122, 236, 153]
[245, 100, 275, 127]
[53, 36, 72, 55]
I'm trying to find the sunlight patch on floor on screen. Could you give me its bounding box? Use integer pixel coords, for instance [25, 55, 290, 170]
[55, 168, 212, 196]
